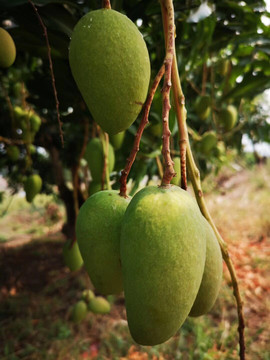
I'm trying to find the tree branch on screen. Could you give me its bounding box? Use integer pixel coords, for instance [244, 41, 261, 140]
[101, 131, 111, 190]
[102, 0, 111, 9]
[28, 0, 64, 147]
[119, 65, 165, 197]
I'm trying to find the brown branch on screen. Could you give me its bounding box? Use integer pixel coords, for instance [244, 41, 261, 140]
[0, 136, 24, 145]
[119, 65, 165, 197]
[186, 79, 201, 95]
[160, 0, 176, 186]
[102, 0, 111, 9]
[72, 118, 89, 238]
[28, 0, 64, 147]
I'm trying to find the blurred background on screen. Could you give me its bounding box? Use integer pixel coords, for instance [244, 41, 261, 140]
[0, 0, 269, 359]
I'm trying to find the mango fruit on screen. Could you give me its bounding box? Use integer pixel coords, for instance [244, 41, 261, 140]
[84, 138, 115, 182]
[195, 95, 211, 120]
[190, 218, 223, 317]
[7, 145, 20, 162]
[110, 131, 125, 150]
[62, 239, 83, 272]
[120, 186, 206, 345]
[81, 289, 95, 303]
[0, 27, 16, 68]
[76, 190, 130, 295]
[199, 131, 217, 155]
[24, 174, 42, 203]
[218, 105, 238, 131]
[71, 300, 87, 323]
[170, 157, 181, 186]
[69, 9, 151, 134]
[88, 296, 111, 314]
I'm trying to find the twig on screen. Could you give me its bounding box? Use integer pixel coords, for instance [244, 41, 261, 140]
[28, 0, 64, 147]
[202, 62, 208, 95]
[160, 0, 175, 186]
[170, 38, 246, 360]
[186, 78, 201, 95]
[0, 136, 24, 145]
[161, 1, 187, 189]
[102, 0, 111, 9]
[119, 65, 165, 197]
[156, 156, 164, 179]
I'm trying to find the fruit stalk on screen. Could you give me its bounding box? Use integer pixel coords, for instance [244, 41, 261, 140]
[102, 0, 111, 9]
[166, 19, 246, 360]
[119, 64, 165, 197]
[101, 131, 111, 190]
[160, 0, 175, 186]
[161, 0, 187, 189]
[28, 0, 64, 147]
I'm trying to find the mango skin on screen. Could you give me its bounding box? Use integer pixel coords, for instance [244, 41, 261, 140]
[120, 186, 206, 346]
[0, 28, 16, 68]
[199, 131, 217, 155]
[218, 105, 238, 131]
[71, 300, 87, 323]
[189, 218, 223, 317]
[24, 174, 42, 203]
[88, 296, 111, 314]
[195, 95, 211, 120]
[110, 131, 125, 150]
[171, 157, 181, 186]
[84, 138, 115, 182]
[76, 190, 130, 295]
[7, 145, 20, 162]
[69, 9, 151, 134]
[62, 239, 83, 272]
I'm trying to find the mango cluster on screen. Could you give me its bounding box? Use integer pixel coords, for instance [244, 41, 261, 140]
[14, 106, 42, 143]
[76, 185, 223, 345]
[71, 289, 111, 324]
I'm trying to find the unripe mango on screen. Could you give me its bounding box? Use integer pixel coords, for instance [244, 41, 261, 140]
[110, 131, 125, 150]
[81, 289, 95, 303]
[0, 27, 16, 68]
[71, 300, 87, 323]
[69, 9, 151, 134]
[170, 157, 181, 186]
[76, 190, 130, 295]
[195, 95, 211, 120]
[84, 138, 115, 182]
[62, 239, 83, 272]
[218, 105, 238, 131]
[88, 296, 111, 314]
[189, 218, 223, 317]
[199, 131, 217, 155]
[24, 174, 42, 203]
[120, 186, 206, 345]
[30, 113, 41, 133]
[7, 145, 20, 162]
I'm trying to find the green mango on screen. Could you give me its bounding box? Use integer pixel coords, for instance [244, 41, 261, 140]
[110, 131, 125, 150]
[199, 131, 217, 155]
[81, 289, 95, 303]
[0, 27, 16, 68]
[62, 239, 83, 272]
[120, 186, 206, 345]
[71, 300, 88, 323]
[76, 190, 130, 295]
[84, 138, 115, 182]
[189, 218, 223, 317]
[6, 145, 20, 162]
[69, 9, 151, 134]
[88, 296, 111, 314]
[24, 174, 42, 203]
[195, 95, 211, 120]
[218, 105, 238, 131]
[170, 157, 181, 186]
[30, 113, 41, 133]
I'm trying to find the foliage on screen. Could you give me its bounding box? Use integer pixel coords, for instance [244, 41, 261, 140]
[0, 0, 269, 230]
